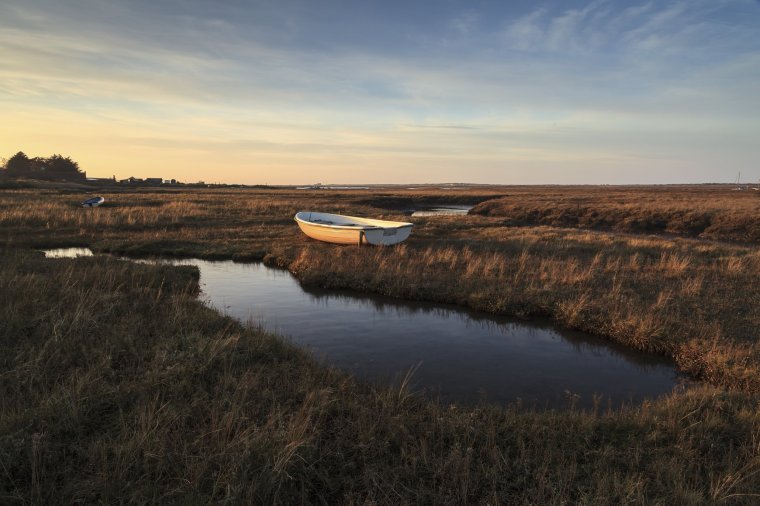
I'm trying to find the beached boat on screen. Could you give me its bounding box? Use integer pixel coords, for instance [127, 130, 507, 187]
[294, 211, 413, 245]
[81, 196, 105, 207]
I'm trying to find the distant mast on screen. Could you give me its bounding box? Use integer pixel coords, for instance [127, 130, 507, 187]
[734, 172, 743, 190]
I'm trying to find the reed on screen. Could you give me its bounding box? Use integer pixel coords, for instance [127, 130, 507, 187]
[2, 185, 760, 502]
[2, 187, 760, 391]
[470, 185, 760, 243]
[1, 249, 759, 504]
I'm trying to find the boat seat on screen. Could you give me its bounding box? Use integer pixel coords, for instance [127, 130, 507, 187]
[313, 219, 360, 227]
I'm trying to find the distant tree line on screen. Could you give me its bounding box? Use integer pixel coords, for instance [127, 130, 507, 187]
[1, 151, 86, 181]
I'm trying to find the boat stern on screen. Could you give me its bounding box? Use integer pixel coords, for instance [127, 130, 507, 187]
[363, 224, 413, 245]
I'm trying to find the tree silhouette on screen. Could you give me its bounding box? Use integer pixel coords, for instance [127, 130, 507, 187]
[6, 151, 31, 176]
[30, 157, 47, 173]
[3, 151, 85, 180]
[46, 154, 80, 173]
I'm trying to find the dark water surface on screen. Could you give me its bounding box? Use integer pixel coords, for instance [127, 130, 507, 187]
[44, 248, 686, 409]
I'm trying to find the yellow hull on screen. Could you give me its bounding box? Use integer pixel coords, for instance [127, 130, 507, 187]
[296, 221, 363, 245]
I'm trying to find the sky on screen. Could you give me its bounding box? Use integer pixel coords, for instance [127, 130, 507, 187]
[1, 0, 759, 185]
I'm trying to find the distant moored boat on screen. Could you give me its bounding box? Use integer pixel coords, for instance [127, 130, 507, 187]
[294, 211, 413, 245]
[81, 196, 105, 207]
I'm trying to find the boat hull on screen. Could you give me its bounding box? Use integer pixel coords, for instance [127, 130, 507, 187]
[296, 220, 363, 245]
[294, 211, 413, 246]
[81, 197, 104, 207]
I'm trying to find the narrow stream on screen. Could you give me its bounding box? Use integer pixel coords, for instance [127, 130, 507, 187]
[44, 248, 687, 409]
[410, 205, 473, 217]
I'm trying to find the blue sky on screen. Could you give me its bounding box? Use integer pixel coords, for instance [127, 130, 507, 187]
[1, 0, 759, 184]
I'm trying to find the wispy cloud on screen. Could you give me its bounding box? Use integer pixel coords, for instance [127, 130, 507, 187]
[0, 0, 758, 183]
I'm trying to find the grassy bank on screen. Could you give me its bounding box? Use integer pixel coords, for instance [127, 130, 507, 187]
[470, 186, 760, 243]
[2, 249, 759, 503]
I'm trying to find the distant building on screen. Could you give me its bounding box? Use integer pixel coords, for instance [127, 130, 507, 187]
[145, 177, 163, 185]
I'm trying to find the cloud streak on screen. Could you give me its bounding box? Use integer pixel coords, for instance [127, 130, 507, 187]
[1, 0, 758, 184]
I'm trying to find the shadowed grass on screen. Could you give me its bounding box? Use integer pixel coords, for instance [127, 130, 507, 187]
[471, 186, 760, 243]
[1, 249, 759, 504]
[3, 186, 760, 501]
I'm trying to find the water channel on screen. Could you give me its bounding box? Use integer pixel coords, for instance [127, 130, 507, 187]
[44, 248, 687, 409]
[410, 205, 473, 217]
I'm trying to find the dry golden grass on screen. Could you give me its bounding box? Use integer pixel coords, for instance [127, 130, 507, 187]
[2, 186, 760, 393]
[471, 185, 760, 243]
[2, 249, 759, 504]
[3, 185, 760, 502]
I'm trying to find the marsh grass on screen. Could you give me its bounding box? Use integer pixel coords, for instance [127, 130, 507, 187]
[2, 187, 760, 392]
[1, 250, 759, 504]
[3, 186, 760, 502]
[470, 186, 760, 243]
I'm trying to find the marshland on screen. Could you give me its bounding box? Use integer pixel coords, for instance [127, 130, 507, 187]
[1, 184, 760, 503]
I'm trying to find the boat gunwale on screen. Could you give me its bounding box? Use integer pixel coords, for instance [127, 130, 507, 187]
[294, 212, 413, 231]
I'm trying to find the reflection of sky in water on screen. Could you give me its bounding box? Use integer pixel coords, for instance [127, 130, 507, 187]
[410, 205, 472, 217]
[42, 247, 93, 258]
[43, 249, 686, 409]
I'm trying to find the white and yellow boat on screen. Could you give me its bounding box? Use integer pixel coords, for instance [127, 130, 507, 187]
[294, 211, 413, 245]
[81, 196, 105, 207]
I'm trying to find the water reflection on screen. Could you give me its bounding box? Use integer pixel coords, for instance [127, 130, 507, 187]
[42, 247, 93, 258]
[301, 285, 674, 371]
[42, 248, 686, 409]
[411, 205, 473, 217]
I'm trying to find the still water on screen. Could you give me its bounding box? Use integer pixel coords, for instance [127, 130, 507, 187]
[44, 248, 685, 409]
[410, 205, 473, 217]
